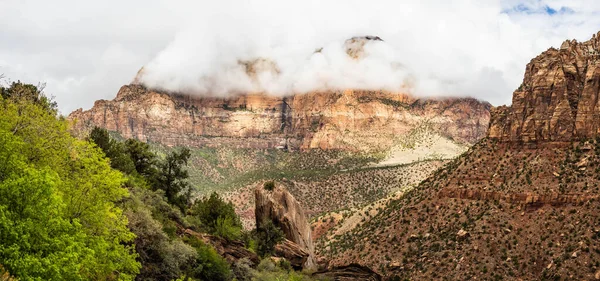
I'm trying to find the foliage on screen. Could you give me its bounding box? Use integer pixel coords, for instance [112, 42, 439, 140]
[192, 192, 243, 241]
[185, 236, 232, 281]
[253, 259, 320, 281]
[124, 192, 196, 281]
[263, 180, 275, 191]
[90, 128, 193, 212]
[0, 82, 139, 280]
[254, 219, 285, 257]
[0, 81, 56, 113]
[89, 127, 136, 174]
[125, 138, 158, 178]
[154, 147, 192, 211]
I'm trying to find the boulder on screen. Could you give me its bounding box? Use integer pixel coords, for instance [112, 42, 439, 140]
[274, 239, 310, 269]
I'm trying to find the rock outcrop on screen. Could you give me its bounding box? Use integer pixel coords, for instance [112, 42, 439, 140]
[254, 183, 316, 269]
[489, 31, 600, 142]
[274, 239, 310, 269]
[68, 84, 490, 152]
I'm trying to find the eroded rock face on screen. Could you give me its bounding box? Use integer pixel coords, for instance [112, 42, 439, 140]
[68, 85, 490, 151]
[489, 31, 600, 142]
[254, 183, 316, 269]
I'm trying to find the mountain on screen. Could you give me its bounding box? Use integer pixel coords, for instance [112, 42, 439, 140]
[68, 85, 490, 153]
[67, 55, 492, 230]
[490, 32, 600, 142]
[322, 32, 600, 280]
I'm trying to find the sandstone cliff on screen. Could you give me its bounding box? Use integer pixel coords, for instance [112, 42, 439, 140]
[489, 31, 600, 142]
[254, 183, 316, 269]
[68, 84, 490, 152]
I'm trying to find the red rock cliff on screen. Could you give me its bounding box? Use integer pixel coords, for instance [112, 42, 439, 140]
[489, 31, 600, 142]
[68, 85, 490, 151]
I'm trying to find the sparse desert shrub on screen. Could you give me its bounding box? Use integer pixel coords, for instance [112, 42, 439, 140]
[264, 181, 276, 191]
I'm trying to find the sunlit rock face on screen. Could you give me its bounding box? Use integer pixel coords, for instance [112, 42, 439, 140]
[489, 31, 600, 142]
[68, 84, 490, 152]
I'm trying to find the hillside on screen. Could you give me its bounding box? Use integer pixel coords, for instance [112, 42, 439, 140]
[322, 31, 600, 280]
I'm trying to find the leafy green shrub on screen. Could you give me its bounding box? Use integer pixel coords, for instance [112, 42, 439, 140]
[185, 237, 232, 281]
[192, 192, 243, 241]
[0, 82, 140, 280]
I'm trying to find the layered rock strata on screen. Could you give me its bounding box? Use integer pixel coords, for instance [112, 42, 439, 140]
[69, 85, 490, 151]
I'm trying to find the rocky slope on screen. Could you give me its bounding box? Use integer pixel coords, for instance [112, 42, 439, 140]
[68, 84, 490, 153]
[322, 32, 600, 280]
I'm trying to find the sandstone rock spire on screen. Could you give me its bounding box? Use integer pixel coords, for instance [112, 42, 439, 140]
[254, 182, 316, 269]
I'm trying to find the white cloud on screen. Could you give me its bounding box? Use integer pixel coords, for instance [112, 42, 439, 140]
[2, 0, 600, 114]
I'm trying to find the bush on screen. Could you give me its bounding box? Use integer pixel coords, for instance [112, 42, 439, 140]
[254, 219, 284, 257]
[232, 258, 254, 281]
[186, 237, 232, 281]
[264, 181, 276, 191]
[0, 82, 139, 280]
[192, 192, 243, 241]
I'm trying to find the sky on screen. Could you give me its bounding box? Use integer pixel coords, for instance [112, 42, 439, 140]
[2, 0, 600, 114]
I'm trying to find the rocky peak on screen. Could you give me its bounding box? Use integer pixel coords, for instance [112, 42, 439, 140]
[344, 35, 384, 59]
[254, 182, 316, 269]
[489, 31, 600, 142]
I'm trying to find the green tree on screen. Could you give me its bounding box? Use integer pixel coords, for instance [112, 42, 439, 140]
[89, 127, 136, 174]
[154, 148, 192, 211]
[185, 237, 232, 281]
[254, 219, 284, 257]
[0, 82, 140, 280]
[125, 138, 157, 178]
[192, 192, 243, 240]
[0, 81, 56, 114]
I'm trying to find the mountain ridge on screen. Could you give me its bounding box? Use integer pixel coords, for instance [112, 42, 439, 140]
[68, 84, 491, 153]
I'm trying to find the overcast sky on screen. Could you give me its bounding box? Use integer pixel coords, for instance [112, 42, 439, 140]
[2, 0, 600, 114]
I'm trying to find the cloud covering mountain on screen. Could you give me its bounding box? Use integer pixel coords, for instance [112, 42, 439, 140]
[2, 0, 600, 113]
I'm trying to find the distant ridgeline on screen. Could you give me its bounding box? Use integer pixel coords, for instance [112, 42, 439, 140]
[68, 84, 490, 152]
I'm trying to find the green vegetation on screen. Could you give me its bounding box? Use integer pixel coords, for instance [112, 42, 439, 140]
[147, 142, 383, 195]
[191, 192, 243, 241]
[263, 181, 275, 191]
[254, 220, 285, 257]
[0, 82, 139, 280]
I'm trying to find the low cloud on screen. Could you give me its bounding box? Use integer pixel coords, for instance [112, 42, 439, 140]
[3, 0, 600, 113]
